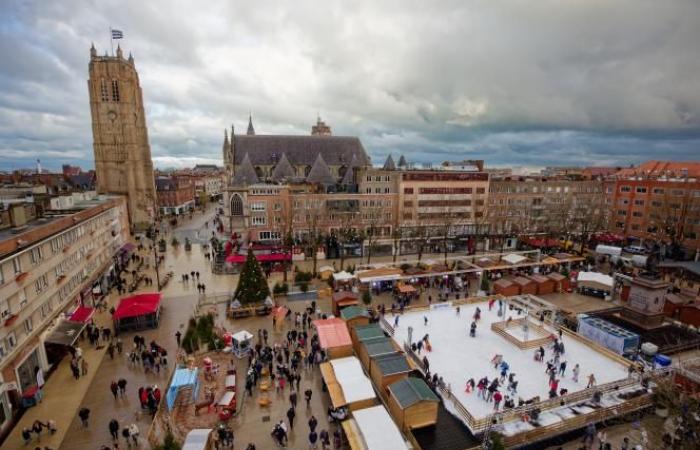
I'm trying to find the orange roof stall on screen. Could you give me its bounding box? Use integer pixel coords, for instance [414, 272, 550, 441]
[547, 272, 570, 292]
[528, 274, 555, 295]
[494, 278, 519, 296]
[513, 276, 537, 295]
[313, 318, 354, 359]
[332, 291, 359, 316]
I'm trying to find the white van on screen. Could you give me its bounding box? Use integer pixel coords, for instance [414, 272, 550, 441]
[182, 429, 213, 450]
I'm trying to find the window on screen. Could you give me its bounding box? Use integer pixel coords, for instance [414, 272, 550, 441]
[404, 188, 414, 194]
[30, 247, 43, 264]
[365, 188, 371, 194]
[100, 79, 109, 101]
[230, 194, 243, 216]
[273, 203, 281, 211]
[6, 332, 16, 349]
[250, 202, 266, 212]
[620, 186, 631, 193]
[41, 301, 51, 319]
[476, 188, 485, 194]
[0, 340, 5, 361]
[636, 187, 647, 193]
[384, 187, 390, 193]
[24, 317, 33, 334]
[0, 266, 3, 285]
[652, 188, 664, 195]
[35, 274, 48, 294]
[632, 211, 643, 217]
[251, 217, 266, 226]
[111, 80, 120, 101]
[12, 257, 22, 274]
[634, 200, 645, 206]
[259, 231, 281, 240]
[631, 224, 640, 231]
[672, 189, 685, 196]
[617, 210, 627, 216]
[366, 176, 371, 182]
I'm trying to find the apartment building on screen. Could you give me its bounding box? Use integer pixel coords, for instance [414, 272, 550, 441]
[0, 194, 129, 436]
[610, 161, 700, 256]
[488, 177, 608, 239]
[155, 176, 195, 215]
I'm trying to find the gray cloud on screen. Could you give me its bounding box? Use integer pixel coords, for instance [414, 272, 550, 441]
[0, 0, 699, 171]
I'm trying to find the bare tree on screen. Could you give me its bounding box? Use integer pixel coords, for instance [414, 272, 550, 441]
[391, 226, 404, 263]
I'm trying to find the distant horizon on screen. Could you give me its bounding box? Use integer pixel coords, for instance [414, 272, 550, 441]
[1, 1, 699, 171]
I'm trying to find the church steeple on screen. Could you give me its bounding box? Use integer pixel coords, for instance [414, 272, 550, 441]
[246, 113, 255, 135]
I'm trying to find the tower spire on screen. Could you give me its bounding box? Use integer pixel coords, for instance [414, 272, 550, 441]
[246, 113, 255, 135]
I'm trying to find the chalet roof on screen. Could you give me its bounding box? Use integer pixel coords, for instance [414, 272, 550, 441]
[232, 134, 370, 167]
[305, 153, 337, 185]
[231, 153, 259, 186]
[271, 153, 296, 181]
[340, 154, 358, 185]
[383, 155, 396, 170]
[361, 338, 396, 358]
[354, 324, 386, 342]
[340, 305, 370, 321]
[388, 377, 439, 408]
[372, 352, 411, 375]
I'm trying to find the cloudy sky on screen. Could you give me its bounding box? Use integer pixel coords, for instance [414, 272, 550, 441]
[1, 0, 699, 172]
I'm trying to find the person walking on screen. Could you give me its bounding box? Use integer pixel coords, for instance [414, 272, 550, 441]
[81, 358, 88, 376]
[78, 407, 90, 428]
[289, 390, 298, 409]
[109, 419, 120, 440]
[309, 430, 319, 450]
[110, 381, 119, 400]
[287, 406, 296, 429]
[559, 360, 567, 377]
[304, 388, 313, 407]
[128, 423, 140, 446]
[308, 415, 318, 432]
[118, 378, 127, 397]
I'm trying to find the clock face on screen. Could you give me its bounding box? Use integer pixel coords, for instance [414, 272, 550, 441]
[107, 110, 117, 121]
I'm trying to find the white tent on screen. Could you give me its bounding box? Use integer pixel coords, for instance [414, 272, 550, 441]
[231, 330, 254, 342]
[502, 253, 528, 265]
[353, 406, 409, 450]
[330, 357, 375, 404]
[319, 265, 335, 273]
[333, 271, 355, 282]
[577, 271, 614, 289]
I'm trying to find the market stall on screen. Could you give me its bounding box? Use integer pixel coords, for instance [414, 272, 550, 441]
[387, 377, 439, 430]
[513, 276, 537, 295]
[369, 352, 413, 392]
[319, 356, 377, 411]
[332, 291, 360, 316]
[528, 274, 555, 295]
[112, 293, 162, 333]
[342, 405, 410, 450]
[502, 253, 529, 265]
[350, 323, 386, 356]
[577, 272, 614, 298]
[340, 305, 371, 329]
[547, 272, 570, 292]
[494, 278, 518, 296]
[313, 318, 354, 359]
[166, 368, 200, 411]
[231, 330, 254, 358]
[358, 337, 401, 370]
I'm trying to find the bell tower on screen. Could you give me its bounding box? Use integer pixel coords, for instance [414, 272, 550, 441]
[88, 44, 156, 229]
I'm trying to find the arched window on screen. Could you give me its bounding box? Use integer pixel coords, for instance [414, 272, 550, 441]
[231, 194, 243, 216]
[100, 79, 109, 102]
[111, 80, 120, 102]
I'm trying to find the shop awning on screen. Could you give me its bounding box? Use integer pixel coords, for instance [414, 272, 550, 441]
[69, 306, 94, 323]
[112, 293, 162, 320]
[44, 319, 88, 347]
[397, 284, 417, 294]
[356, 268, 403, 283]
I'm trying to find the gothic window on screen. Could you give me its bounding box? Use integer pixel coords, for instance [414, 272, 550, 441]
[231, 194, 243, 216]
[100, 79, 109, 101]
[111, 80, 120, 102]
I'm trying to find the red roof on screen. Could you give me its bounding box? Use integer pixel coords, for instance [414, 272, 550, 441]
[312, 318, 352, 349]
[69, 306, 94, 323]
[112, 293, 162, 320]
[617, 161, 700, 178]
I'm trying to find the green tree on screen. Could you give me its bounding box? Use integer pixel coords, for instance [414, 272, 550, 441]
[233, 249, 271, 304]
[153, 431, 181, 450]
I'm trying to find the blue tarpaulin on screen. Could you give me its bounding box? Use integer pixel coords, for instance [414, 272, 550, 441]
[166, 368, 200, 411]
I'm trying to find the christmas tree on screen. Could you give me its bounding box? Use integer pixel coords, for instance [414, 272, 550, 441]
[233, 249, 270, 304]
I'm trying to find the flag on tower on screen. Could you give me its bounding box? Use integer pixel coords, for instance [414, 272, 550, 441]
[111, 29, 124, 39]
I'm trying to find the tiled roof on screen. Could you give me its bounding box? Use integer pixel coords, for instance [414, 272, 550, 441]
[231, 153, 259, 186]
[617, 160, 700, 178]
[232, 134, 370, 167]
[388, 377, 439, 408]
[383, 155, 396, 170]
[271, 153, 296, 181]
[372, 352, 411, 375]
[305, 153, 336, 185]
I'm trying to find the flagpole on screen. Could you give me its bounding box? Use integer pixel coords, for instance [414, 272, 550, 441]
[109, 26, 114, 56]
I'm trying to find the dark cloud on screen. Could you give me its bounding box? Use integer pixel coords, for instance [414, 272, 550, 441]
[0, 0, 699, 171]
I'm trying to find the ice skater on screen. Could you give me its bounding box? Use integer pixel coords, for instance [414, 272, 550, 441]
[473, 307, 482, 322]
[469, 321, 477, 337]
[465, 378, 475, 393]
[423, 316, 428, 326]
[586, 373, 597, 388]
[491, 354, 503, 369]
[559, 360, 567, 376]
[393, 315, 399, 327]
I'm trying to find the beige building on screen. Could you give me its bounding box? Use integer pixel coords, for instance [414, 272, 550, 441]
[88, 44, 156, 229]
[0, 194, 129, 437]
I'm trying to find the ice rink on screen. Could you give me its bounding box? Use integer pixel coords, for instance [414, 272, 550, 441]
[389, 301, 629, 419]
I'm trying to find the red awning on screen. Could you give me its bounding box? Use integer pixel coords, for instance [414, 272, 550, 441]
[225, 253, 291, 264]
[69, 306, 94, 323]
[112, 293, 162, 320]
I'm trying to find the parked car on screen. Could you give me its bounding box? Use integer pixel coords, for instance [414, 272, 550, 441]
[623, 245, 648, 255]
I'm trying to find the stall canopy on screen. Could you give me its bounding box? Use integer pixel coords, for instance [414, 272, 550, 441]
[577, 272, 614, 290]
[397, 284, 417, 294]
[44, 319, 88, 346]
[333, 271, 355, 282]
[231, 330, 254, 342]
[356, 268, 403, 283]
[502, 253, 528, 265]
[352, 405, 410, 450]
[388, 377, 439, 409]
[340, 305, 370, 321]
[313, 318, 352, 349]
[225, 253, 291, 264]
[321, 356, 376, 407]
[113, 293, 162, 320]
[69, 306, 94, 323]
[166, 368, 200, 411]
